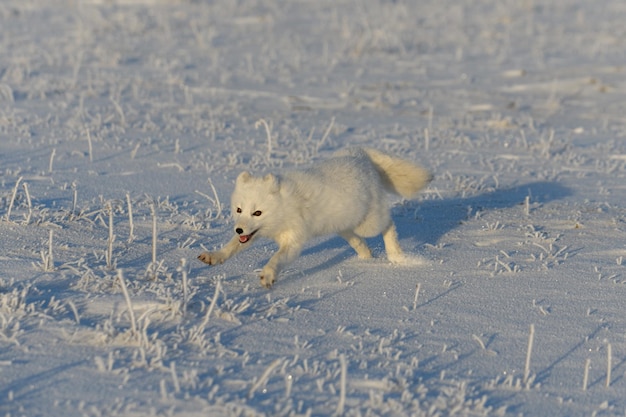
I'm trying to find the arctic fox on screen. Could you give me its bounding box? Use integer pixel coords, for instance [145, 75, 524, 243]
[198, 147, 431, 288]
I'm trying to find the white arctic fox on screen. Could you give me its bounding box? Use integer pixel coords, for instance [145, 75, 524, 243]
[198, 147, 431, 288]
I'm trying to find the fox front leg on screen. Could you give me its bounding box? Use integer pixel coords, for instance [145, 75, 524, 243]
[259, 243, 302, 288]
[198, 235, 245, 265]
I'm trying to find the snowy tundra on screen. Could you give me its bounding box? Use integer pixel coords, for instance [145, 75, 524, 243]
[1, 0, 626, 416]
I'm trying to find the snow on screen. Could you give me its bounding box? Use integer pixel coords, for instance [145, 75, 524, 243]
[1, 0, 626, 415]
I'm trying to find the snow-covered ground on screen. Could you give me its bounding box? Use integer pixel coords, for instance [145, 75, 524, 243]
[1, 0, 626, 415]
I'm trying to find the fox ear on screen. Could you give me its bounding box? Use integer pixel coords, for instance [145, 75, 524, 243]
[236, 171, 252, 184]
[263, 173, 280, 193]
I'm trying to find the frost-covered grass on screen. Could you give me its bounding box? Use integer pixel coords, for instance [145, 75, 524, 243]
[1, 0, 626, 416]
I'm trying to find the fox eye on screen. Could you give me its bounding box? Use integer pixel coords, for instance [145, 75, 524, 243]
[236, 208, 242, 214]
[252, 210, 262, 217]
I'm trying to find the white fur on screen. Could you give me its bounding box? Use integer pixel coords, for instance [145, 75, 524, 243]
[198, 147, 431, 288]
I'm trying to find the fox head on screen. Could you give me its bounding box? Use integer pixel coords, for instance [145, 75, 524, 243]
[230, 172, 282, 243]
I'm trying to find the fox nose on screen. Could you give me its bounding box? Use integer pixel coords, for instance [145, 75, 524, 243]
[235, 227, 243, 235]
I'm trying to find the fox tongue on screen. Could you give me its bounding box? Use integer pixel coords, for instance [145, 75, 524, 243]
[238, 229, 257, 244]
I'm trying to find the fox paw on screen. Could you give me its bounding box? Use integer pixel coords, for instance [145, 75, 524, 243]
[259, 268, 276, 289]
[197, 251, 224, 265]
[387, 252, 429, 266]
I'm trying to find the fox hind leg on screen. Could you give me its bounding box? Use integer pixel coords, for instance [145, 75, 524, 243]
[381, 221, 406, 264]
[340, 231, 372, 259]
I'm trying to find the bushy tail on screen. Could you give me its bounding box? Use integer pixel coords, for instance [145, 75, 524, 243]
[364, 148, 432, 199]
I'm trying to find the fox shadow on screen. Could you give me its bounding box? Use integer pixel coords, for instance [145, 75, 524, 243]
[396, 180, 573, 247]
[302, 181, 572, 266]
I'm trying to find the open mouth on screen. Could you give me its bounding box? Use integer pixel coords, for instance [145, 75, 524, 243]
[238, 230, 258, 244]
